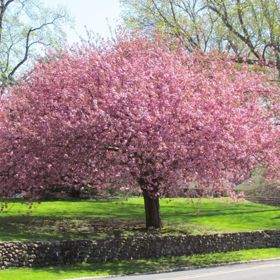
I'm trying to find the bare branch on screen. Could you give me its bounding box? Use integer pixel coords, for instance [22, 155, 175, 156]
[4, 0, 15, 9]
[8, 14, 65, 78]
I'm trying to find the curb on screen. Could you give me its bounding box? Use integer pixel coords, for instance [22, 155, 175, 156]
[64, 257, 280, 280]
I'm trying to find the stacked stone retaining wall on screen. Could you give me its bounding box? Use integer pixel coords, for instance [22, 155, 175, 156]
[1, 230, 280, 269]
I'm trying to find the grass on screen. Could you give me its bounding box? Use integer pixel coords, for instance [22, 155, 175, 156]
[0, 197, 280, 241]
[0, 248, 280, 280]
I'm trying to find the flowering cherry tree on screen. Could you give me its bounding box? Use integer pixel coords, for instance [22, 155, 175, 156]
[0, 35, 279, 228]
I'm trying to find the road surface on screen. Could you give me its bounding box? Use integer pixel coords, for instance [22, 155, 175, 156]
[102, 259, 280, 280]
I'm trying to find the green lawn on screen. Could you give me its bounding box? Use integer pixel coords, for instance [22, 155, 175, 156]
[1, 248, 280, 280]
[0, 197, 279, 241]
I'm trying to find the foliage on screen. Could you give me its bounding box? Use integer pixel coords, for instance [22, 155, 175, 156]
[121, 0, 217, 52]
[0, 34, 279, 228]
[0, 0, 70, 92]
[0, 34, 278, 203]
[207, 0, 280, 79]
[121, 0, 280, 78]
[1, 248, 280, 280]
[121, 0, 220, 51]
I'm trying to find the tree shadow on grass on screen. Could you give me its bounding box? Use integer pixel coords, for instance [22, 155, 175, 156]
[0, 216, 145, 241]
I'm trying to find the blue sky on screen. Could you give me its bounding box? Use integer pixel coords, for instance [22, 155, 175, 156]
[45, 0, 122, 43]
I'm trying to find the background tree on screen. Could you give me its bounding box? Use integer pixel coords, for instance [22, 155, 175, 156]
[206, 0, 280, 79]
[0, 35, 279, 228]
[121, 0, 220, 52]
[121, 0, 280, 79]
[0, 0, 69, 93]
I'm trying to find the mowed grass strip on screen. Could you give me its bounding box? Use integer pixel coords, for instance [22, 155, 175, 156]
[1, 248, 280, 280]
[0, 197, 280, 241]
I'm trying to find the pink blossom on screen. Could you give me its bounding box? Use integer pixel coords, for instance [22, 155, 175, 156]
[0, 34, 279, 199]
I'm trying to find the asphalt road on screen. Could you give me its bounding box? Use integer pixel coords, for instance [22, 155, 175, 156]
[101, 259, 280, 280]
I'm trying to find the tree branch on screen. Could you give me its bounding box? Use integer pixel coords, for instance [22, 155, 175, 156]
[8, 14, 64, 78]
[207, 0, 261, 59]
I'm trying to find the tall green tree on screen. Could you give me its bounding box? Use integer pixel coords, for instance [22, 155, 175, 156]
[121, 0, 220, 52]
[0, 0, 70, 93]
[121, 0, 280, 79]
[207, 0, 280, 79]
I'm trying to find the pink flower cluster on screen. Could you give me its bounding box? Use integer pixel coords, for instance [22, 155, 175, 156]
[0, 35, 279, 198]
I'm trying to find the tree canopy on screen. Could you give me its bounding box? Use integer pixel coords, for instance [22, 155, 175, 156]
[0, 34, 279, 227]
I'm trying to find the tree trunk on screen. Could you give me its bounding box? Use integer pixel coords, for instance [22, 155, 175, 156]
[276, 54, 280, 81]
[69, 187, 81, 198]
[142, 189, 162, 229]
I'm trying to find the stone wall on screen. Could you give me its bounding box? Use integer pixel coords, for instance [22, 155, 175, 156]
[1, 230, 280, 269]
[246, 196, 280, 206]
